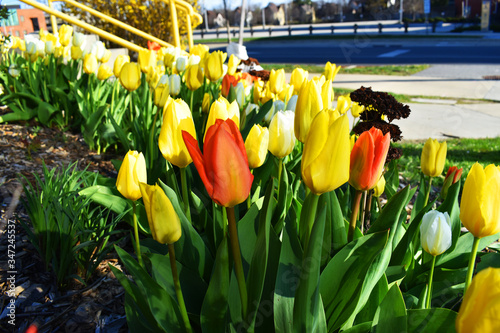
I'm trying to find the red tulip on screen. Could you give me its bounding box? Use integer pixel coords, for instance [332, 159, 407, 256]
[147, 40, 161, 52]
[349, 127, 390, 191]
[182, 118, 253, 207]
[221, 74, 238, 97]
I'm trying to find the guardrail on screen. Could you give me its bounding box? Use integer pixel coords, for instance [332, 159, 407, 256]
[194, 21, 448, 39]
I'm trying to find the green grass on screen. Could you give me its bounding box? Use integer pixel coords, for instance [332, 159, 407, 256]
[259, 64, 429, 76]
[393, 137, 500, 188]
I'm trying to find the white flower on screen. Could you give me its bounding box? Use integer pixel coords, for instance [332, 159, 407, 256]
[420, 210, 452, 256]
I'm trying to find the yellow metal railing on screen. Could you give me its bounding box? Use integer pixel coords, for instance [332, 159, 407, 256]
[21, 0, 202, 52]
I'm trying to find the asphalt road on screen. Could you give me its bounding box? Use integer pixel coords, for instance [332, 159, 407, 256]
[223, 38, 500, 65]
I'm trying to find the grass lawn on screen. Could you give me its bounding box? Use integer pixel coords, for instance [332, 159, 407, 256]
[393, 137, 500, 188]
[259, 64, 429, 76]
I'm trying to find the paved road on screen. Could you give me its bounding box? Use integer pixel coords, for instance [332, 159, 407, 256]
[239, 38, 500, 65]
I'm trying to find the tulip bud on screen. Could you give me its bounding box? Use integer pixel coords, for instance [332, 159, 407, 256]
[138, 48, 156, 73]
[188, 54, 201, 66]
[83, 53, 98, 74]
[91, 41, 107, 61]
[45, 40, 54, 55]
[421, 138, 447, 177]
[190, 44, 209, 58]
[154, 75, 170, 108]
[139, 183, 182, 244]
[290, 67, 308, 94]
[8, 64, 20, 78]
[159, 99, 197, 168]
[441, 166, 463, 199]
[294, 79, 323, 143]
[278, 84, 294, 104]
[97, 64, 113, 80]
[268, 110, 296, 158]
[227, 54, 240, 76]
[169, 74, 181, 96]
[349, 127, 390, 191]
[253, 79, 265, 104]
[185, 64, 203, 91]
[245, 124, 269, 169]
[286, 95, 298, 112]
[269, 68, 285, 95]
[202, 92, 212, 114]
[351, 101, 365, 118]
[204, 97, 240, 140]
[205, 50, 226, 82]
[175, 55, 188, 72]
[372, 175, 385, 197]
[321, 80, 333, 110]
[116, 150, 147, 201]
[335, 95, 352, 114]
[113, 54, 130, 78]
[72, 31, 85, 47]
[70, 46, 83, 60]
[420, 210, 452, 256]
[302, 111, 350, 195]
[182, 119, 253, 207]
[100, 49, 112, 64]
[58, 24, 73, 47]
[455, 267, 500, 333]
[459, 163, 500, 239]
[119, 62, 142, 92]
[323, 61, 341, 81]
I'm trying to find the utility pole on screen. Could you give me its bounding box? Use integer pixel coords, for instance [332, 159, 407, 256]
[400, 0, 403, 24]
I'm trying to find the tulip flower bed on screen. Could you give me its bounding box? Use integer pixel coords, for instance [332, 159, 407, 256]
[1, 29, 499, 333]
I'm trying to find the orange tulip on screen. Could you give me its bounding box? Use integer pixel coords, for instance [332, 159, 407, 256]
[182, 119, 253, 207]
[349, 127, 390, 191]
[221, 74, 238, 97]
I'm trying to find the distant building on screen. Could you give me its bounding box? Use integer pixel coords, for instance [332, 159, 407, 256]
[1, 5, 47, 38]
[264, 3, 286, 25]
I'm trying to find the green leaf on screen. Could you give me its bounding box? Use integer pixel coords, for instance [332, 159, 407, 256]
[371, 284, 407, 332]
[354, 275, 389, 325]
[329, 190, 347, 252]
[406, 308, 457, 333]
[37, 101, 58, 125]
[115, 246, 184, 332]
[108, 110, 131, 151]
[342, 322, 372, 333]
[159, 180, 214, 283]
[436, 180, 461, 253]
[274, 202, 303, 333]
[246, 181, 274, 331]
[438, 232, 500, 267]
[200, 236, 230, 333]
[241, 99, 273, 139]
[293, 194, 327, 333]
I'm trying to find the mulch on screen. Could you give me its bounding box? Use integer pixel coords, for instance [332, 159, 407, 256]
[0, 122, 130, 333]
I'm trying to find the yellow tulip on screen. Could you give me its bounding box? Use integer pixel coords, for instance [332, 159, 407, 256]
[269, 68, 285, 95]
[373, 175, 386, 197]
[253, 79, 265, 104]
[302, 111, 349, 195]
[278, 84, 294, 103]
[189, 44, 209, 58]
[185, 64, 204, 91]
[323, 61, 341, 81]
[83, 53, 98, 74]
[70, 46, 83, 60]
[113, 54, 130, 77]
[18, 39, 25, 52]
[116, 150, 147, 201]
[294, 79, 323, 143]
[154, 75, 170, 108]
[159, 99, 197, 168]
[146, 66, 162, 90]
[456, 267, 500, 333]
[336, 95, 352, 115]
[100, 49, 112, 64]
[460, 163, 500, 238]
[268, 111, 296, 158]
[204, 97, 239, 141]
[58, 24, 73, 47]
[421, 138, 447, 177]
[45, 32, 58, 45]
[139, 183, 182, 244]
[227, 54, 240, 76]
[138, 48, 156, 73]
[205, 50, 226, 82]
[202, 92, 212, 114]
[290, 67, 308, 94]
[351, 101, 365, 118]
[97, 64, 113, 80]
[245, 124, 269, 169]
[321, 79, 333, 109]
[119, 62, 142, 92]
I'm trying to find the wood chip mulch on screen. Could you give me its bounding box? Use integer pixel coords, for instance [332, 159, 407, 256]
[0, 123, 129, 333]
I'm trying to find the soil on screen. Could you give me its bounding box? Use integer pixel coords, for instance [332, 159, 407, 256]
[0, 122, 130, 333]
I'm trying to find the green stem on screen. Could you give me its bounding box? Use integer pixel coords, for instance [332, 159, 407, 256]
[464, 236, 480, 294]
[129, 91, 134, 124]
[277, 157, 283, 202]
[426, 255, 436, 309]
[348, 190, 363, 243]
[180, 167, 191, 222]
[168, 243, 193, 333]
[132, 201, 144, 268]
[303, 192, 320, 251]
[190, 89, 194, 113]
[226, 206, 248, 320]
[247, 169, 254, 209]
[149, 105, 160, 168]
[360, 191, 368, 234]
[423, 176, 433, 207]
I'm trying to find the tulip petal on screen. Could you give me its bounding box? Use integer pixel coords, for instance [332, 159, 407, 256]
[182, 131, 213, 196]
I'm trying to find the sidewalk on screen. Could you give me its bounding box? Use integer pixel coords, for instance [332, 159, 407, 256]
[330, 66, 500, 140]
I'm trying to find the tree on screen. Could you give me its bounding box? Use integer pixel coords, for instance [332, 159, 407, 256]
[62, 0, 200, 48]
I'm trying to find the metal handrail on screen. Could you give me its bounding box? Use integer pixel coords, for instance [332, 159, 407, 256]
[19, 0, 146, 53]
